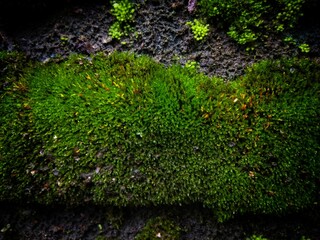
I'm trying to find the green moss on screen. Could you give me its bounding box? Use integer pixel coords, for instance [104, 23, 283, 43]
[109, 0, 136, 40]
[135, 216, 181, 240]
[0, 51, 319, 221]
[246, 235, 268, 240]
[198, 0, 307, 48]
[186, 19, 210, 41]
[0, 51, 38, 202]
[0, 51, 32, 86]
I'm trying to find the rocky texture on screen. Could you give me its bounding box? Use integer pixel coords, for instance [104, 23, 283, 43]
[1, 203, 319, 240]
[1, 0, 319, 79]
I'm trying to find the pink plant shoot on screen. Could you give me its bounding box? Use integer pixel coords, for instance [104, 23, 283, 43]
[188, 0, 197, 13]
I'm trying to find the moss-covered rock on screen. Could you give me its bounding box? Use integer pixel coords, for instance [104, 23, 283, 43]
[0, 51, 319, 221]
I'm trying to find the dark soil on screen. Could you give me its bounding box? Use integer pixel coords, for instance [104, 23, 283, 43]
[1, 0, 320, 239]
[1, 202, 320, 240]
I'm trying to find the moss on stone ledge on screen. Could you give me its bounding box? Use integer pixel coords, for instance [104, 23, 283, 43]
[0, 51, 319, 221]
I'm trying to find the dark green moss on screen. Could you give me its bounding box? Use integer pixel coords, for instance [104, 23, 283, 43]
[0, 51, 39, 202]
[0, 51, 319, 221]
[197, 0, 307, 47]
[0, 51, 32, 91]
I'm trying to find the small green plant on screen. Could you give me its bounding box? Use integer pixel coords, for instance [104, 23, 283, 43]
[246, 235, 268, 240]
[274, 0, 305, 32]
[60, 35, 69, 45]
[111, 0, 135, 22]
[300, 236, 311, 240]
[60, 35, 68, 41]
[284, 36, 296, 45]
[109, 0, 135, 40]
[284, 36, 310, 53]
[298, 43, 310, 53]
[198, 0, 306, 47]
[228, 27, 258, 45]
[228, 26, 258, 51]
[186, 19, 209, 41]
[108, 22, 124, 40]
[185, 60, 199, 71]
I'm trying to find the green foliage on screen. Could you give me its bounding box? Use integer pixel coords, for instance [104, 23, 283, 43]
[227, 26, 258, 45]
[198, 0, 306, 47]
[0, 51, 319, 222]
[284, 36, 310, 53]
[246, 235, 268, 240]
[0, 51, 38, 202]
[298, 43, 310, 53]
[300, 236, 311, 240]
[186, 19, 210, 41]
[109, 0, 135, 40]
[135, 216, 181, 240]
[185, 60, 199, 71]
[274, 0, 305, 31]
[108, 22, 124, 40]
[111, 0, 135, 23]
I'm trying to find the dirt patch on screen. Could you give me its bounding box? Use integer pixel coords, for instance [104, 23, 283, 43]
[1, 203, 319, 240]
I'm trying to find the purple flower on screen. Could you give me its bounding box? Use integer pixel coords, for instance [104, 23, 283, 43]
[188, 0, 197, 13]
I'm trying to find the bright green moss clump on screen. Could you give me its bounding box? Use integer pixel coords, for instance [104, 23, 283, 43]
[0, 51, 319, 221]
[197, 0, 307, 48]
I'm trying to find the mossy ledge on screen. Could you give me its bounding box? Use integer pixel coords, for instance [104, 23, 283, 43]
[0, 51, 319, 221]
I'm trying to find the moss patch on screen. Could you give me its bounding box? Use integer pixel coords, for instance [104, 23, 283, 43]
[0, 51, 319, 221]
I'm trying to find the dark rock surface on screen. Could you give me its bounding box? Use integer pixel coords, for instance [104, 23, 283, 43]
[1, 1, 320, 239]
[0, 203, 319, 240]
[1, 0, 319, 79]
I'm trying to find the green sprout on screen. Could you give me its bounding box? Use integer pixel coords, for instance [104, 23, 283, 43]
[185, 60, 200, 71]
[298, 43, 310, 53]
[246, 235, 268, 240]
[186, 19, 210, 41]
[108, 22, 124, 40]
[108, 0, 135, 40]
[111, 0, 135, 23]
